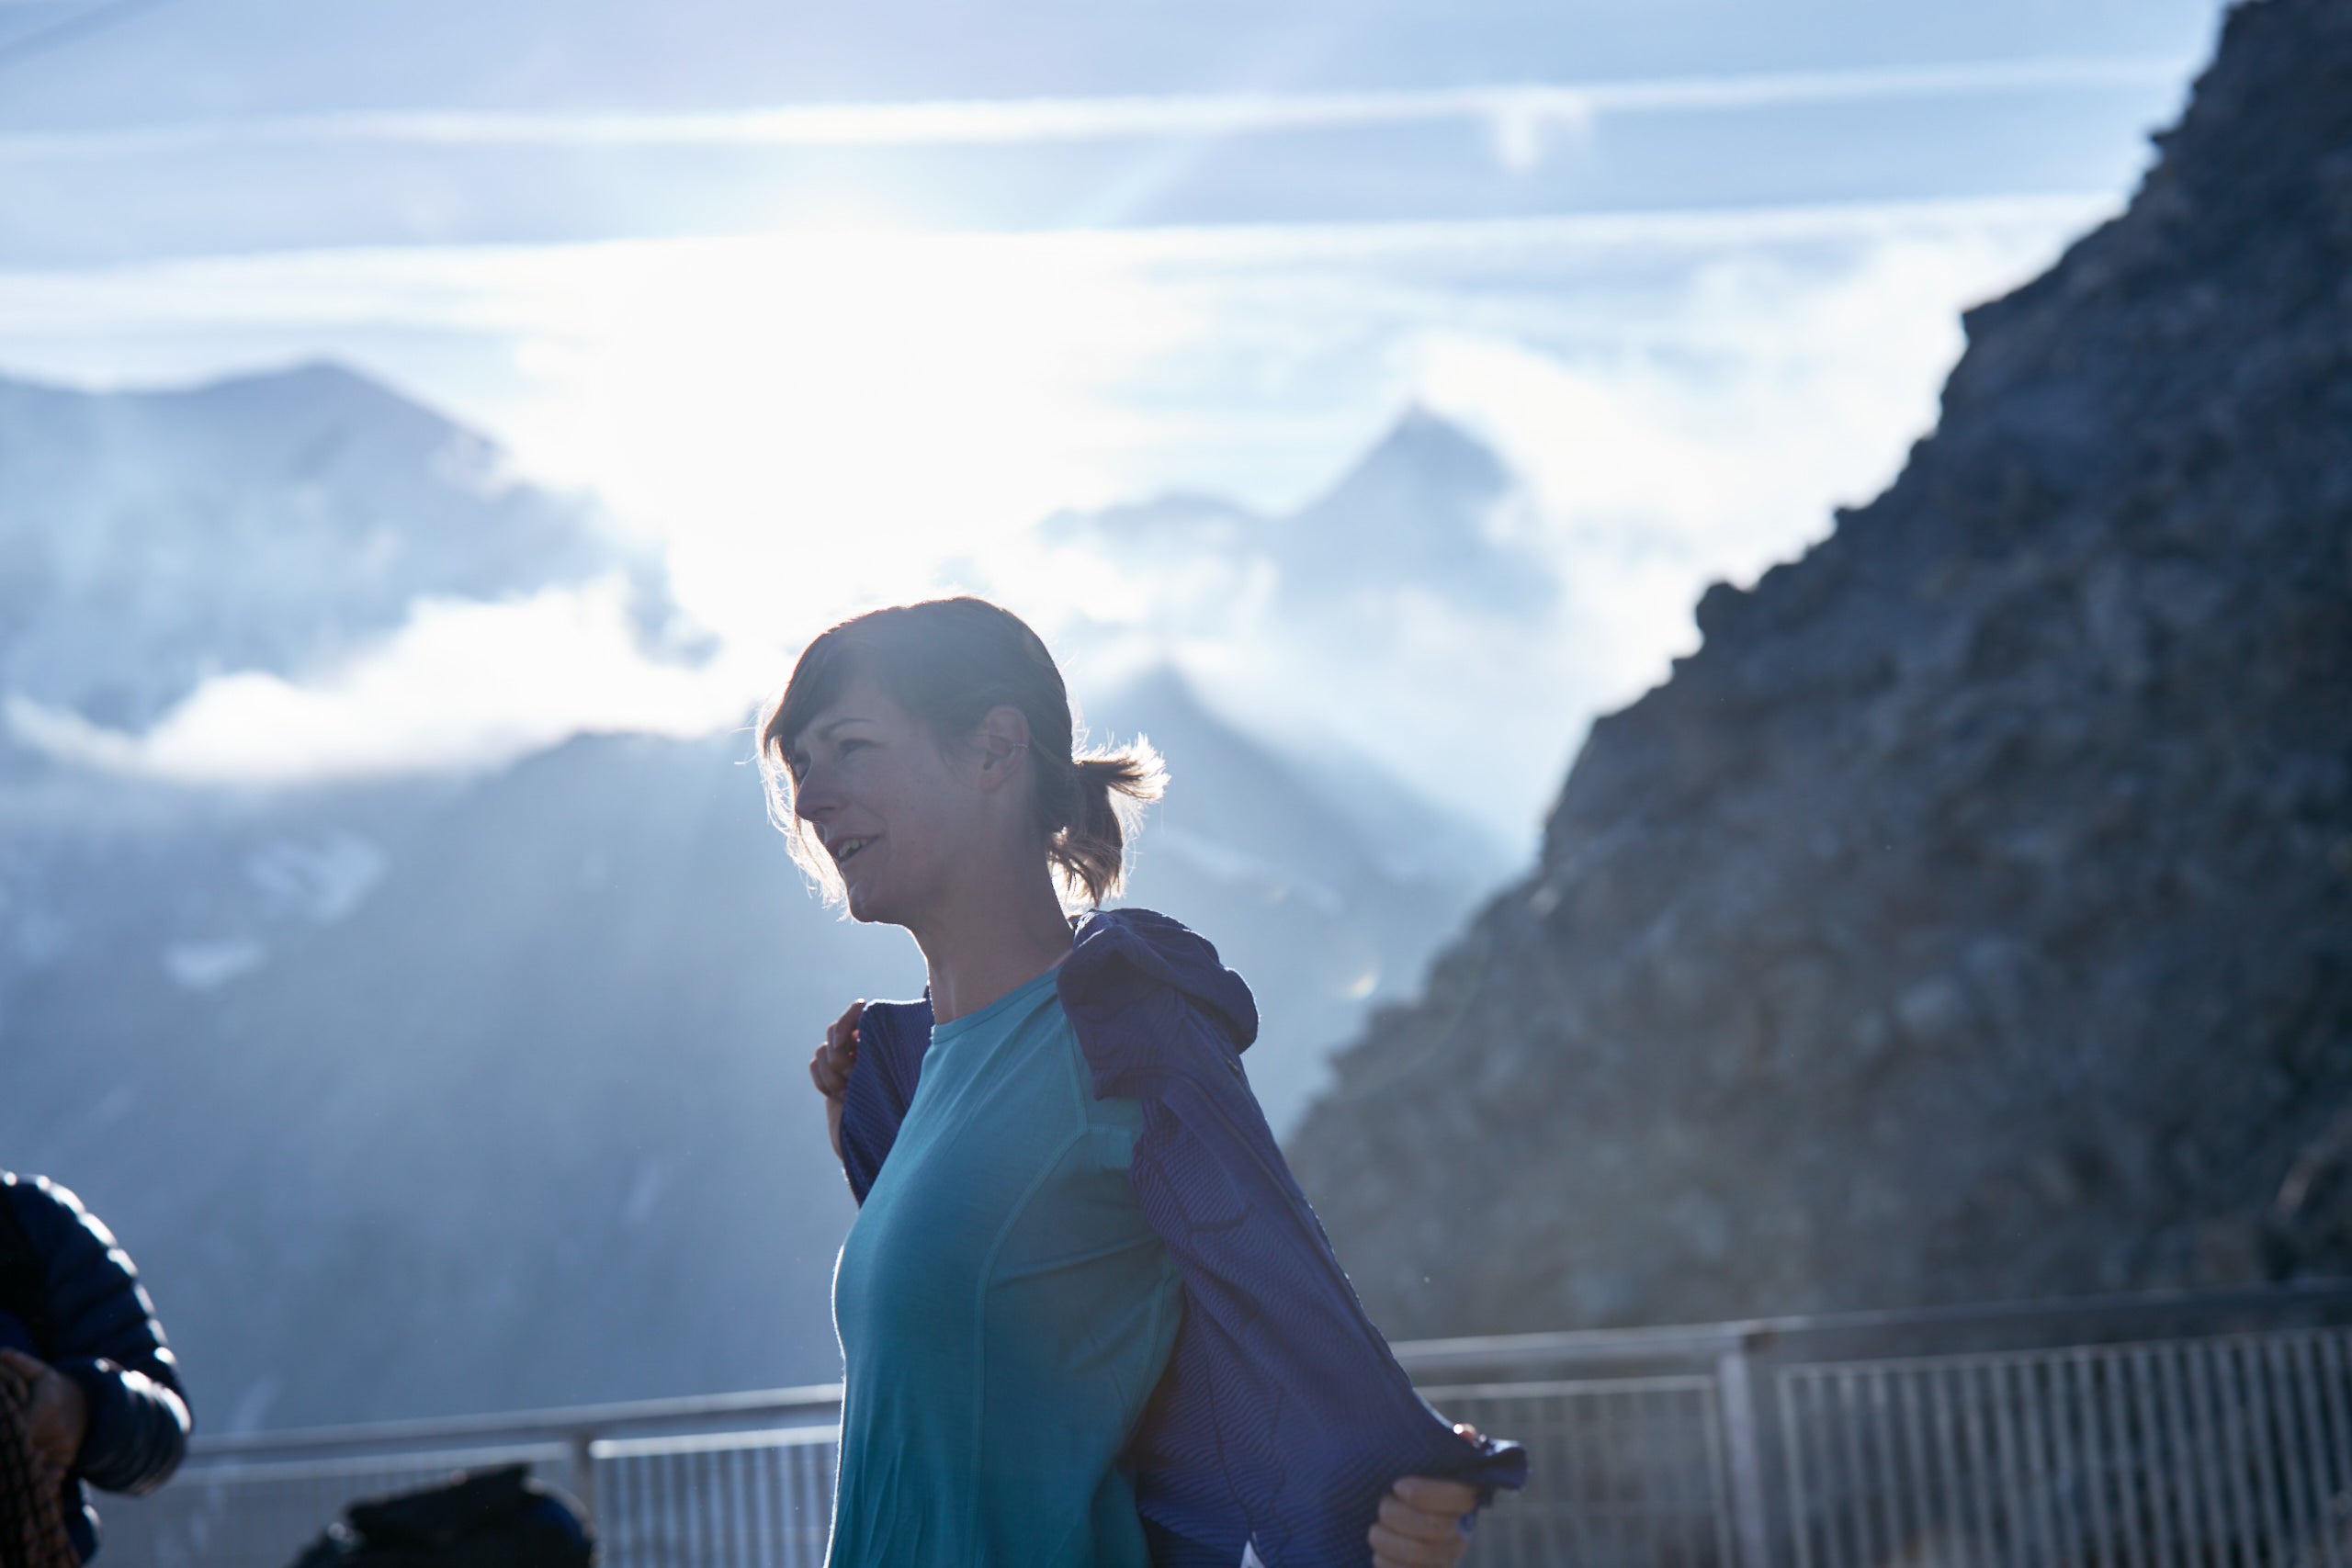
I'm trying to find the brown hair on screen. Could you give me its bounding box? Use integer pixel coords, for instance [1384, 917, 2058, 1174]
[757, 597, 1165, 910]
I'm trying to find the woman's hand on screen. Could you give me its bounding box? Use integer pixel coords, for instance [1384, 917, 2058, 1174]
[0, 1348, 89, 1487]
[810, 999, 865, 1162]
[1370, 1475, 1478, 1567]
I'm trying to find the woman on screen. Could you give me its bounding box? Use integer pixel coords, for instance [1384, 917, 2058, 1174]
[761, 597, 1524, 1568]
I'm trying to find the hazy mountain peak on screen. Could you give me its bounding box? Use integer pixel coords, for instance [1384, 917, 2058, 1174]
[0, 360, 673, 736]
[1270, 405, 1551, 620]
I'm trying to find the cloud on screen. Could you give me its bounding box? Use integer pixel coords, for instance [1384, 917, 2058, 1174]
[6, 577, 770, 786]
[0, 191, 2116, 837]
[0, 58, 2189, 162]
[958, 200, 2109, 840]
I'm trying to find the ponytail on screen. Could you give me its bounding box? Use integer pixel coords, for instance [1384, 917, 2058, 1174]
[1049, 745, 1167, 908]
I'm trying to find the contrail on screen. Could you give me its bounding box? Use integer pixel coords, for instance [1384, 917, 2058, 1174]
[0, 57, 2191, 160]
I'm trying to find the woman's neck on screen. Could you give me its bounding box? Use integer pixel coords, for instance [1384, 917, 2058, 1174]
[911, 859, 1075, 1025]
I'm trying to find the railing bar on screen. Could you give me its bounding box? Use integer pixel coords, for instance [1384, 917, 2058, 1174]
[1867, 1366, 1905, 1568]
[706, 1446, 725, 1568]
[740, 1443, 760, 1567]
[755, 1443, 772, 1566]
[1961, 1358, 2000, 1562]
[1784, 1368, 1819, 1568]
[616, 1448, 635, 1568]
[598, 1451, 623, 1568]
[1541, 1390, 1574, 1568]
[1590, 1382, 1620, 1567]
[1653, 1383, 1681, 1568]
[721, 1441, 743, 1567]
[1837, 1367, 1872, 1568]
[638, 1449, 659, 1568]
[1701, 1376, 1738, 1568]
[761, 1446, 778, 1568]
[2071, 1348, 2119, 1568]
[797, 1440, 818, 1568]
[785, 1441, 808, 1568]
[1583, 1384, 1612, 1566]
[1899, 1358, 1937, 1563]
[2135, 1344, 2182, 1568]
[1929, 1357, 1967, 1568]
[2237, 1338, 2289, 1568]
[746, 1444, 768, 1563]
[700, 1445, 719, 1567]
[686, 1447, 706, 1568]
[2320, 1334, 2352, 1561]
[639, 1449, 658, 1568]
[2042, 1353, 2085, 1568]
[2270, 1337, 2319, 1568]
[707, 1444, 727, 1567]
[764, 1439, 786, 1565]
[2288, 1336, 2340, 1568]
[1986, 1357, 2029, 1566]
[595, 1450, 619, 1568]
[645, 1449, 667, 1568]
[2165, 1340, 2215, 1568]
[671, 1448, 693, 1568]
[2018, 1356, 2062, 1568]
[2198, 1336, 2252, 1568]
[1656, 1382, 1693, 1561]
[1617, 1382, 1645, 1568]
[692, 1447, 711, 1568]
[2143, 1343, 2182, 1568]
[2222, 1337, 2266, 1568]
[1810, 1371, 1838, 1568]
[1622, 1382, 1649, 1568]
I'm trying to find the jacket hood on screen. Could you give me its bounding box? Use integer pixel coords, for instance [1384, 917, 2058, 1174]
[1067, 906, 1260, 1054]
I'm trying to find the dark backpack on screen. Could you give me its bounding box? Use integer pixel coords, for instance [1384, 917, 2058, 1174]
[286, 1465, 594, 1568]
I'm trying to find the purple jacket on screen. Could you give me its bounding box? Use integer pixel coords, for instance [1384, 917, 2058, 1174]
[837, 907, 1527, 1567]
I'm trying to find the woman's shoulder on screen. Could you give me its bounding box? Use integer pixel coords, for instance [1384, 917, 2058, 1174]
[1063, 907, 1259, 1052]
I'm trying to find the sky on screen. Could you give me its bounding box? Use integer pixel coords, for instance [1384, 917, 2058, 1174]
[0, 0, 2234, 844]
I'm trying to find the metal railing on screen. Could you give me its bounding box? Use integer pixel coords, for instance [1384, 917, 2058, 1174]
[103, 1283, 2352, 1568]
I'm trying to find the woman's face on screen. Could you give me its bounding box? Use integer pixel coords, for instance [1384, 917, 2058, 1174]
[786, 669, 984, 927]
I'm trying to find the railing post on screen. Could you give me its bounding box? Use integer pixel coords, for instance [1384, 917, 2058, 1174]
[1716, 1334, 1773, 1568]
[568, 1428, 599, 1529]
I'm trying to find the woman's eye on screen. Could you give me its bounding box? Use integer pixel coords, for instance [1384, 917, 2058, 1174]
[838, 739, 870, 756]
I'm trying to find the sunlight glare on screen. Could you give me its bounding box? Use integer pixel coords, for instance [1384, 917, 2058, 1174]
[518, 235, 1200, 646]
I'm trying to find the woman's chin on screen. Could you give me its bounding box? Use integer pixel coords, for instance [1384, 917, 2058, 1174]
[842, 878, 890, 926]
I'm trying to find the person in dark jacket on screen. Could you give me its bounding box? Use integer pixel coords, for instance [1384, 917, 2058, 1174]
[762, 597, 1524, 1568]
[0, 1172, 192, 1562]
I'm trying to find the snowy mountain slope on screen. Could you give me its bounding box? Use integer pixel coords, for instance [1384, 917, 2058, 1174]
[0, 361, 674, 733]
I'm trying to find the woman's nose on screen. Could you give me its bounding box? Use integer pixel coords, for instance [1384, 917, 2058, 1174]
[795, 767, 838, 823]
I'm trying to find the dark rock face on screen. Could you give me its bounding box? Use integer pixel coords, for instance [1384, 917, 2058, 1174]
[1286, 0, 2352, 1337]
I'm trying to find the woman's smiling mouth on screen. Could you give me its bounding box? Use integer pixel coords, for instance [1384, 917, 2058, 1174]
[834, 835, 878, 866]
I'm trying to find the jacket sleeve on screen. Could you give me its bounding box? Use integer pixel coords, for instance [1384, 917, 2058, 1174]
[836, 1000, 932, 1204]
[16, 1179, 191, 1495]
[1080, 985, 1527, 1566]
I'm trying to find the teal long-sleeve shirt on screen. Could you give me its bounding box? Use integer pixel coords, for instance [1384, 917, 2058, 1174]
[828, 965, 1183, 1567]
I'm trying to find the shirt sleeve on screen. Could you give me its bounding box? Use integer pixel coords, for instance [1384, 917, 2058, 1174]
[17, 1179, 191, 1495]
[1084, 987, 1527, 1565]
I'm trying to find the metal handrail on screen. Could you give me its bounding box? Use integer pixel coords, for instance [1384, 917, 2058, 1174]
[189, 1382, 845, 1462]
[1389, 1278, 2352, 1375]
[182, 1280, 2352, 1464]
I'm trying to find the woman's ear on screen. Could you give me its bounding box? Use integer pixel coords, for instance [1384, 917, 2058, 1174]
[972, 705, 1032, 793]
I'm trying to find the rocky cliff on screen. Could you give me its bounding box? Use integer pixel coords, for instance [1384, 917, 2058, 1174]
[1287, 0, 2352, 1336]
